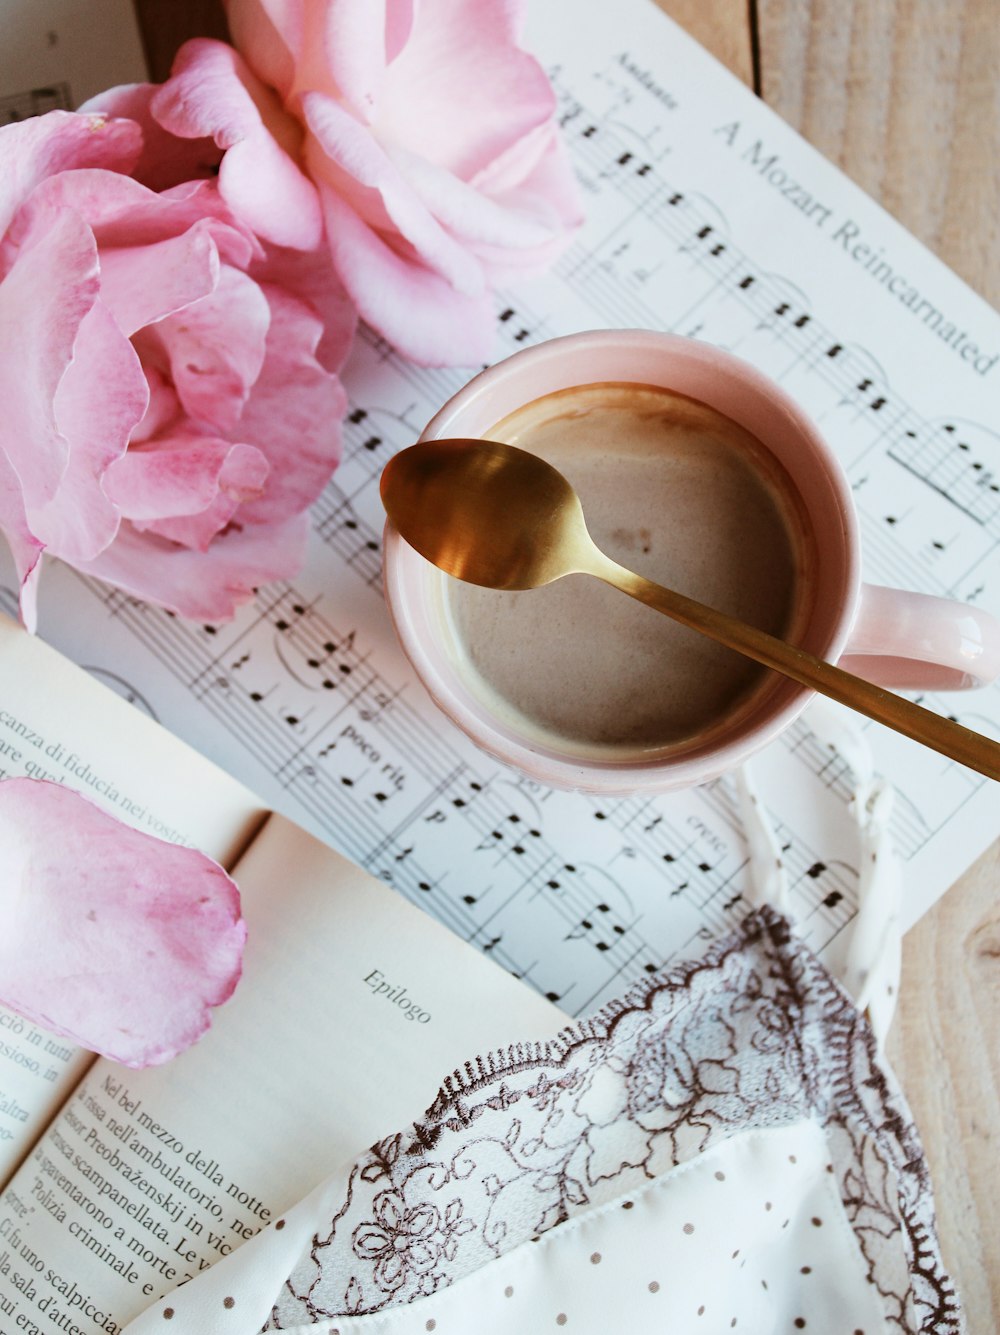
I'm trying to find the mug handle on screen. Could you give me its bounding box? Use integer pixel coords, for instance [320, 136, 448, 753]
[838, 583, 1000, 690]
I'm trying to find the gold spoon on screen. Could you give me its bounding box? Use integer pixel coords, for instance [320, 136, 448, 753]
[381, 438, 1000, 781]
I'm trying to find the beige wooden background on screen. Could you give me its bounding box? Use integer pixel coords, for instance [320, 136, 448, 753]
[133, 1, 1000, 1326]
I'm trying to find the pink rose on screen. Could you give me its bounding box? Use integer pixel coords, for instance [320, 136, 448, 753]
[0, 108, 353, 628]
[146, 0, 582, 366]
[0, 779, 245, 1067]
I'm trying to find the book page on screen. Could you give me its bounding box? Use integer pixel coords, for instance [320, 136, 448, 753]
[0, 815, 562, 1332]
[0, 617, 267, 1185]
[9, 0, 1000, 1014]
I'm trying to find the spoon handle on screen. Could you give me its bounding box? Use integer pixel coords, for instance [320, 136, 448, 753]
[592, 555, 1000, 781]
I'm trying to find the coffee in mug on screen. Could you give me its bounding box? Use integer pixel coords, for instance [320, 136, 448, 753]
[382, 331, 1000, 794]
[443, 382, 813, 758]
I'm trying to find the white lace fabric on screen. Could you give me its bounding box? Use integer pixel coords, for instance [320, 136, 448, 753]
[124, 908, 962, 1334]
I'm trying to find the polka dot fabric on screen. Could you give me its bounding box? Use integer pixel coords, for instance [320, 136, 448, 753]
[123, 909, 962, 1334]
[126, 1123, 889, 1334]
[275, 1122, 889, 1334]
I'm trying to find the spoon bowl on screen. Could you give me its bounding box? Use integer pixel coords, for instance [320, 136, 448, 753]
[381, 437, 1000, 781]
[379, 436, 590, 591]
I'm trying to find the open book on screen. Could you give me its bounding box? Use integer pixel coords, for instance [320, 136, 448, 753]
[0, 617, 562, 1333]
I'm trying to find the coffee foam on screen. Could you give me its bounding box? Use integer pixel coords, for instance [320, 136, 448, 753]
[442, 383, 813, 759]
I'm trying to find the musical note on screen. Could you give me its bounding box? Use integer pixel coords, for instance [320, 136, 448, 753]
[313, 485, 383, 582]
[278, 705, 311, 732]
[565, 909, 630, 954]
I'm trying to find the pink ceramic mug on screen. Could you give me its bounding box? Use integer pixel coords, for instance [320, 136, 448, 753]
[382, 331, 1000, 793]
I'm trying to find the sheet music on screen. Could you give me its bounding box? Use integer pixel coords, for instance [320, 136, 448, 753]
[13, 0, 1000, 1016]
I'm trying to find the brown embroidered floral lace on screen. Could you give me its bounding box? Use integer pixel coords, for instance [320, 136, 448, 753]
[266, 907, 962, 1332]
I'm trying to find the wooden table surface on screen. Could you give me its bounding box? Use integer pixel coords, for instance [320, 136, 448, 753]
[134, 1, 1000, 1326]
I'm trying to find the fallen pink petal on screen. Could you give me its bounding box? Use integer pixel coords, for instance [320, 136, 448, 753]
[0, 779, 246, 1068]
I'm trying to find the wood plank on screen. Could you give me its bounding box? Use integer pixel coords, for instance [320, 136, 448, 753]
[756, 0, 1000, 306]
[653, 0, 754, 85]
[888, 850, 1000, 1327]
[752, 1, 1000, 1323]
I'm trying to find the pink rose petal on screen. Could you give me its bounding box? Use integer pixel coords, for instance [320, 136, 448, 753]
[81, 82, 222, 190]
[317, 185, 494, 367]
[0, 110, 141, 240]
[131, 367, 182, 443]
[153, 39, 286, 151]
[32, 299, 147, 564]
[105, 434, 268, 523]
[224, 0, 301, 104]
[389, 144, 556, 250]
[152, 40, 322, 251]
[96, 224, 220, 336]
[385, 0, 418, 63]
[250, 241, 357, 372]
[225, 286, 345, 523]
[78, 512, 309, 620]
[303, 91, 484, 295]
[464, 124, 585, 279]
[312, 0, 389, 121]
[141, 495, 251, 551]
[212, 0, 581, 366]
[0, 454, 44, 632]
[219, 134, 323, 251]
[0, 99, 349, 622]
[112, 436, 269, 553]
[0, 779, 245, 1068]
[375, 0, 556, 179]
[155, 264, 271, 434]
[0, 208, 98, 514]
[15, 170, 257, 270]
